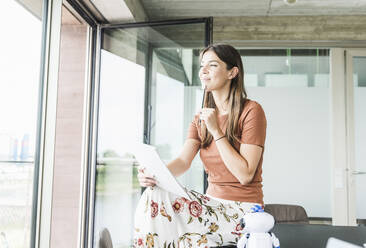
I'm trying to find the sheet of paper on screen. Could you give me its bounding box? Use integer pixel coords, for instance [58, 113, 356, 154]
[131, 143, 191, 199]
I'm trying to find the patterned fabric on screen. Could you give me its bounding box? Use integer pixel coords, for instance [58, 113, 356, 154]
[133, 187, 258, 248]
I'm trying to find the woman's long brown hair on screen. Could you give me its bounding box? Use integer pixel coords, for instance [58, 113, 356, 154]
[200, 44, 247, 150]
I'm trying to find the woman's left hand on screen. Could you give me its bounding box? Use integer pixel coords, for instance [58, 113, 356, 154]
[199, 108, 221, 137]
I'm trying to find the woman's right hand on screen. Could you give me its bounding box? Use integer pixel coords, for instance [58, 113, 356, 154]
[137, 167, 157, 187]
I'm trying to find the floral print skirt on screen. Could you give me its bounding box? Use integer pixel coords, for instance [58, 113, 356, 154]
[133, 187, 258, 248]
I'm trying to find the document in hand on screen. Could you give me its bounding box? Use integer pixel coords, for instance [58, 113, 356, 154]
[132, 143, 191, 199]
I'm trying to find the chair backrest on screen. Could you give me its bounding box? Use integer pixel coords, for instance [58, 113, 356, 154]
[264, 204, 309, 224]
[98, 228, 113, 248]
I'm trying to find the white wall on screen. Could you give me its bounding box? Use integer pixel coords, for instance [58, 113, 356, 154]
[247, 87, 331, 217]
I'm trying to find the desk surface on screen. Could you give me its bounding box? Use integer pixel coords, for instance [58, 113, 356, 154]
[272, 224, 366, 248]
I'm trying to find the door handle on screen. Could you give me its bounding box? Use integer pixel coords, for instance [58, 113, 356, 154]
[352, 171, 366, 175]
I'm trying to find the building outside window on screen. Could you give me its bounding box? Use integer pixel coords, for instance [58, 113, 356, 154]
[0, 1, 43, 247]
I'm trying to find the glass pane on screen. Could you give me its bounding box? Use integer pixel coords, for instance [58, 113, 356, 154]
[94, 47, 145, 247]
[242, 49, 331, 223]
[0, 0, 43, 247]
[150, 24, 206, 193]
[94, 23, 206, 247]
[353, 57, 366, 222]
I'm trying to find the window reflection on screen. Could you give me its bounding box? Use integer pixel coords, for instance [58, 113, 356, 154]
[94, 49, 145, 247]
[150, 48, 204, 193]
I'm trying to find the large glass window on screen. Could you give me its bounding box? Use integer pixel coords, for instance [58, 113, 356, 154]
[94, 22, 207, 247]
[0, 0, 43, 247]
[94, 47, 146, 247]
[241, 49, 331, 221]
[150, 47, 205, 193]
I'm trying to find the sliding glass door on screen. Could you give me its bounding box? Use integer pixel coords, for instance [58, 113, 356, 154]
[92, 19, 211, 248]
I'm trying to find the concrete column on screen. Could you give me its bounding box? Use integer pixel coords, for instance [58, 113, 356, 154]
[49, 23, 88, 247]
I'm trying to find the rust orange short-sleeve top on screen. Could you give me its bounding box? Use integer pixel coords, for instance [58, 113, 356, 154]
[187, 99, 267, 204]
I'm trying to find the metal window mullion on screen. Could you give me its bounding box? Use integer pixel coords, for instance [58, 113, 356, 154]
[86, 25, 103, 248]
[101, 17, 209, 30]
[78, 24, 98, 248]
[30, 0, 50, 245]
[33, 0, 63, 247]
[203, 17, 213, 193]
[144, 44, 153, 145]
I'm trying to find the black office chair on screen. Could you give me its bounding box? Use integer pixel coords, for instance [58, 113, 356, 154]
[98, 228, 113, 248]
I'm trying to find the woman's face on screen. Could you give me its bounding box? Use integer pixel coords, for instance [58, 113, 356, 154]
[199, 50, 232, 92]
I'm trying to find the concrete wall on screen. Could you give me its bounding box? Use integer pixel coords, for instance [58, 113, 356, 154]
[114, 15, 366, 47]
[214, 15, 366, 42]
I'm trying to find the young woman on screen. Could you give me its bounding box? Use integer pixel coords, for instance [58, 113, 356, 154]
[134, 44, 267, 248]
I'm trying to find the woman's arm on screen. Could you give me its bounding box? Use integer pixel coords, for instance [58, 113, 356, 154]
[166, 138, 201, 177]
[214, 128, 263, 185]
[137, 139, 200, 187]
[200, 105, 265, 185]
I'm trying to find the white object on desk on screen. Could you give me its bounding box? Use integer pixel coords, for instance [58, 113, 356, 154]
[131, 143, 191, 199]
[326, 237, 362, 248]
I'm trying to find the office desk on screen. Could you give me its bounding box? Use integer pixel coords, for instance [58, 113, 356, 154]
[272, 224, 366, 248]
[215, 224, 366, 248]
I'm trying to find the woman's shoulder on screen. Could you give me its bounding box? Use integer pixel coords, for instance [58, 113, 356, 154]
[238, 99, 267, 131]
[242, 99, 265, 115]
[238, 99, 266, 126]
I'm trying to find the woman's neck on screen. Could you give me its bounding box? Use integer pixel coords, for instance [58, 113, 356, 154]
[212, 89, 230, 115]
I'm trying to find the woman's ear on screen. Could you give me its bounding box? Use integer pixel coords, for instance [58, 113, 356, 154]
[229, 67, 239, 79]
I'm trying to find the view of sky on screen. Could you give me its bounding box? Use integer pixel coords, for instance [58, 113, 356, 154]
[98, 50, 145, 157]
[0, 1, 42, 159]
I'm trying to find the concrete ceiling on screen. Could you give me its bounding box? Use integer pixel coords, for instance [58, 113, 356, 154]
[14, 0, 366, 23]
[82, 0, 366, 23]
[81, 0, 366, 49]
[142, 0, 366, 19]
